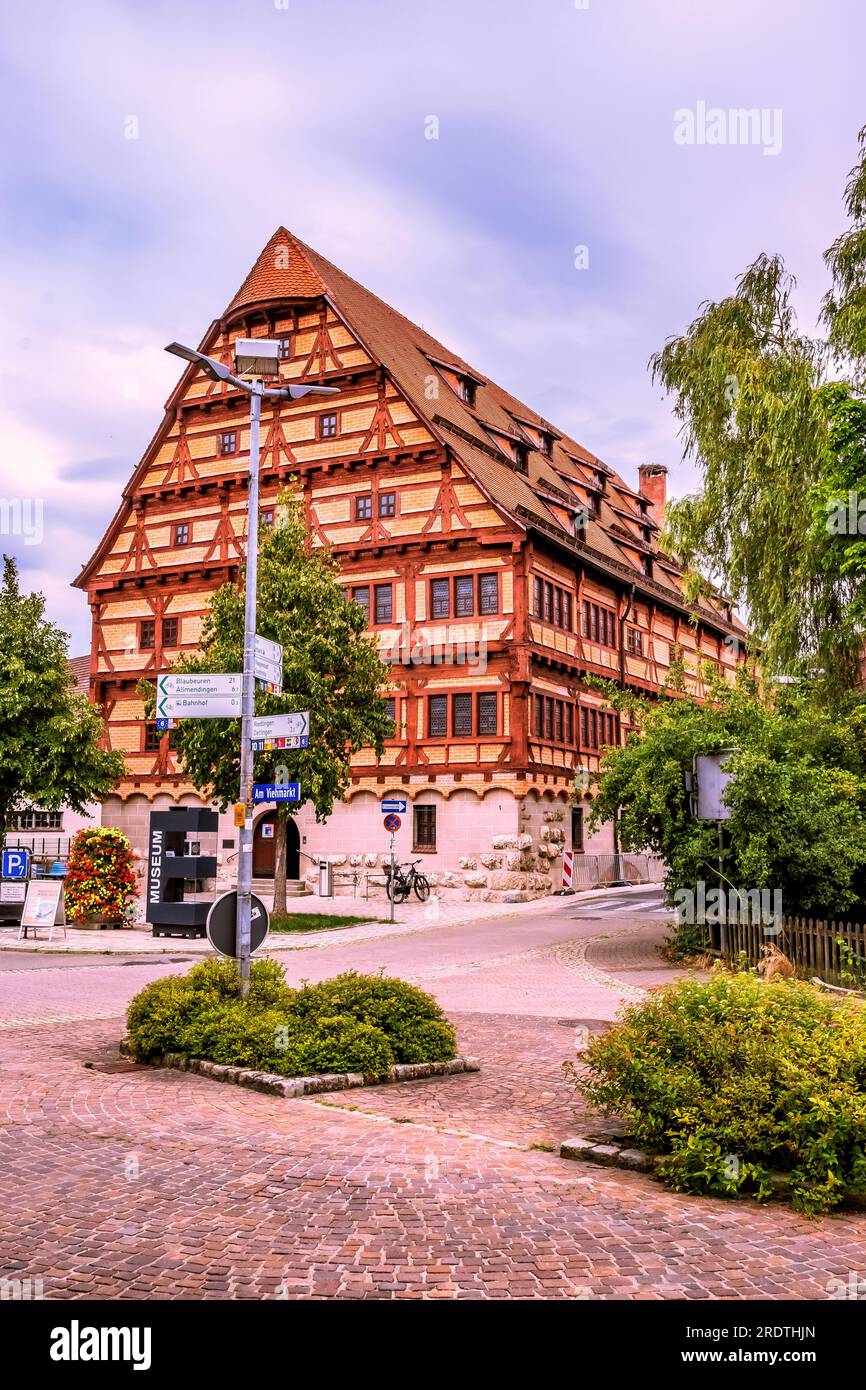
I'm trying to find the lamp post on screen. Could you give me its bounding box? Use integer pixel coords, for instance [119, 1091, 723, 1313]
[165, 339, 338, 996]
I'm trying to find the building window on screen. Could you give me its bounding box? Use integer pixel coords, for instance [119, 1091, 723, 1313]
[162, 616, 179, 648]
[218, 431, 237, 456]
[430, 578, 450, 620]
[374, 583, 393, 624]
[318, 412, 338, 440]
[565, 704, 574, 745]
[626, 627, 643, 656]
[457, 377, 476, 407]
[455, 575, 474, 617]
[554, 702, 563, 743]
[452, 693, 473, 736]
[543, 582, 553, 623]
[413, 804, 437, 852]
[512, 441, 529, 473]
[277, 336, 292, 360]
[144, 724, 162, 752]
[355, 495, 372, 521]
[260, 509, 274, 529]
[571, 806, 584, 853]
[539, 431, 553, 458]
[478, 573, 498, 616]
[351, 585, 370, 620]
[428, 695, 448, 738]
[8, 809, 63, 831]
[478, 692, 497, 736]
[562, 592, 572, 631]
[140, 619, 156, 650]
[582, 600, 617, 649]
[544, 697, 554, 741]
[533, 576, 543, 617]
[379, 491, 396, 518]
[533, 694, 543, 738]
[533, 576, 572, 629]
[173, 522, 190, 546]
[384, 696, 396, 733]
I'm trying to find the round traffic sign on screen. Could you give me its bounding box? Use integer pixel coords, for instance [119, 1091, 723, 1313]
[206, 890, 270, 959]
[383, 812, 401, 833]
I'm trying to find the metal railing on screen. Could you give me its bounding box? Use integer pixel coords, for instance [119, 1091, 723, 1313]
[569, 852, 665, 889]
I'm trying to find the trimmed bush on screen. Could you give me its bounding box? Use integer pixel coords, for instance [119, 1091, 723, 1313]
[126, 962, 454, 1077]
[292, 971, 457, 1063]
[573, 972, 866, 1213]
[126, 977, 199, 1061]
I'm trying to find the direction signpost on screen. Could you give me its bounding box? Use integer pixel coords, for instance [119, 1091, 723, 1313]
[380, 799, 404, 923]
[254, 634, 283, 694]
[250, 711, 310, 751]
[156, 673, 242, 720]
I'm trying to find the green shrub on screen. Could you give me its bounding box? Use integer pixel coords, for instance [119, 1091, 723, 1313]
[125, 977, 199, 1060]
[126, 963, 453, 1076]
[183, 957, 296, 1011]
[298, 1016, 394, 1076]
[292, 971, 457, 1063]
[573, 973, 866, 1213]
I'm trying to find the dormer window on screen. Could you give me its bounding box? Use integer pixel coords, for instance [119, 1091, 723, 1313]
[457, 376, 476, 407]
[512, 441, 529, 473]
[539, 431, 553, 458]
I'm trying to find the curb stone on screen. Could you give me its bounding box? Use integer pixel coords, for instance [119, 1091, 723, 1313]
[119, 1040, 480, 1098]
[559, 1134, 657, 1173]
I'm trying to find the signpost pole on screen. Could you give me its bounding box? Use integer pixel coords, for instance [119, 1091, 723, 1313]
[389, 833, 395, 923]
[236, 383, 263, 999]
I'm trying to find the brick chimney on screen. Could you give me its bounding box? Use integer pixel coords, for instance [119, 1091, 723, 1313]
[638, 464, 668, 528]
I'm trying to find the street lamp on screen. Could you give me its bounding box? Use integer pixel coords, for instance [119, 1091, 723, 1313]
[165, 339, 339, 996]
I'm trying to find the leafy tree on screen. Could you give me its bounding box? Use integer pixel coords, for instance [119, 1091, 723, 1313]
[0, 556, 124, 849]
[823, 124, 866, 384]
[651, 128, 866, 690]
[144, 495, 393, 913]
[589, 674, 866, 918]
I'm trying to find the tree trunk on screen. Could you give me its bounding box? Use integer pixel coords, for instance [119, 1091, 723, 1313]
[273, 812, 288, 917]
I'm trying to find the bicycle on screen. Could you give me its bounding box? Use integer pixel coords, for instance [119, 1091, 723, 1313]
[384, 858, 431, 903]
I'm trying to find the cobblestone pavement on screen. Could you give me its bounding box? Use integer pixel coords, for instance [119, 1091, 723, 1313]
[1, 892, 862, 1300]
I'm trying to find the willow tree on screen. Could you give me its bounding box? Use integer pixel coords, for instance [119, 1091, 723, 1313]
[144, 495, 393, 915]
[651, 127, 866, 690]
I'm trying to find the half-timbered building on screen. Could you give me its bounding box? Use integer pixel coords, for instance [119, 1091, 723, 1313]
[75, 228, 746, 899]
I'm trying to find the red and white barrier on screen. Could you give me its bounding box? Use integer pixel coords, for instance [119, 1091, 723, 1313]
[561, 849, 574, 889]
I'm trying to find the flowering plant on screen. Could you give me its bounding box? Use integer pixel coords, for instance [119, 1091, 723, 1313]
[64, 827, 138, 924]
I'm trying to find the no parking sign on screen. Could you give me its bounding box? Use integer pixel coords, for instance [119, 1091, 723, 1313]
[383, 812, 401, 833]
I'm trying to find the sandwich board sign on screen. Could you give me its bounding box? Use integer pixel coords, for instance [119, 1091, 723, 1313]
[156, 673, 242, 720]
[18, 879, 66, 940]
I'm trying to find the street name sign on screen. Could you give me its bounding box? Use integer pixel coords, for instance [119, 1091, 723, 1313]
[157, 673, 242, 720]
[252, 783, 301, 804]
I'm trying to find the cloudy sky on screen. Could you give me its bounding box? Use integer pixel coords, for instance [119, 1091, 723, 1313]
[1, 0, 862, 653]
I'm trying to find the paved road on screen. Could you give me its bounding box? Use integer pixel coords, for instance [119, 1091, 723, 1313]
[1, 891, 862, 1300]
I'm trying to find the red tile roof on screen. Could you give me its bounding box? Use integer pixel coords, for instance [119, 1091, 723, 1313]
[67, 654, 91, 695]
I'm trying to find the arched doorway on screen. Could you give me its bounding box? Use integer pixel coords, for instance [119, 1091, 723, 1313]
[252, 813, 300, 879]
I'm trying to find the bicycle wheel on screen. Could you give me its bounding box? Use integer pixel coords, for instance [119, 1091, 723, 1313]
[387, 876, 409, 903]
[413, 874, 430, 902]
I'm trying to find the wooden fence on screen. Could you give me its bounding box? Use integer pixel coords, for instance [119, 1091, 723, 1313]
[720, 914, 866, 987]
